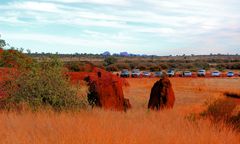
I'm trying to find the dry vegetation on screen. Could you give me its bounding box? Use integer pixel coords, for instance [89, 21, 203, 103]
[0, 78, 240, 144]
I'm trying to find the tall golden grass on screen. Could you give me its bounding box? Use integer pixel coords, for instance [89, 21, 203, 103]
[0, 109, 239, 144]
[0, 78, 239, 144]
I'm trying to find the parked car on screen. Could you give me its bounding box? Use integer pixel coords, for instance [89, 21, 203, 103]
[154, 71, 163, 77]
[227, 71, 234, 77]
[142, 71, 151, 77]
[131, 69, 141, 78]
[167, 69, 175, 77]
[211, 71, 221, 77]
[183, 71, 192, 77]
[120, 69, 130, 78]
[197, 69, 206, 77]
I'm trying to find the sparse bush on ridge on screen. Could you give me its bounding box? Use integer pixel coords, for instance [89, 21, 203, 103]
[106, 64, 119, 71]
[201, 98, 237, 122]
[104, 56, 117, 66]
[0, 48, 33, 69]
[116, 63, 130, 70]
[65, 61, 81, 72]
[200, 98, 240, 131]
[227, 112, 240, 131]
[0, 50, 87, 111]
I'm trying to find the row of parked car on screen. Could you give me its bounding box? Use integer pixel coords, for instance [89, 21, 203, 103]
[120, 69, 240, 78]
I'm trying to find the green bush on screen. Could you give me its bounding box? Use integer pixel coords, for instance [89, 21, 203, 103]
[0, 48, 33, 68]
[1, 55, 86, 111]
[104, 56, 117, 66]
[66, 61, 81, 72]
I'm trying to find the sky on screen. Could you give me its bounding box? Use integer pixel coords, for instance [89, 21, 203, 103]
[0, 0, 240, 56]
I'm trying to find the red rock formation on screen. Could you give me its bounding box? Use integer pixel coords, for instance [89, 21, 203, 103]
[148, 76, 175, 110]
[68, 67, 131, 111]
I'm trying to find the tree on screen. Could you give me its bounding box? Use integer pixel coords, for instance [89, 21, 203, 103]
[0, 39, 6, 48]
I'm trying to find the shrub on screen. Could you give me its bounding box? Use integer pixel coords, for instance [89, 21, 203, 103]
[216, 64, 226, 71]
[1, 55, 86, 111]
[136, 63, 148, 70]
[66, 61, 81, 72]
[227, 112, 240, 131]
[159, 63, 168, 70]
[201, 98, 237, 122]
[149, 64, 160, 71]
[106, 64, 119, 71]
[0, 48, 33, 68]
[129, 62, 138, 69]
[116, 63, 130, 70]
[104, 56, 117, 66]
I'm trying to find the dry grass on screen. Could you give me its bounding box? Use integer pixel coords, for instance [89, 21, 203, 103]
[0, 109, 239, 144]
[0, 78, 240, 144]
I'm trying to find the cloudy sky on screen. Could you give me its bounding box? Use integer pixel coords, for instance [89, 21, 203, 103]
[0, 0, 240, 55]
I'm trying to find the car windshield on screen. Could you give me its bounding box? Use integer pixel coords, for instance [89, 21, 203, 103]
[122, 70, 128, 73]
[167, 70, 172, 73]
[228, 72, 233, 73]
[213, 72, 219, 73]
[155, 72, 161, 74]
[199, 70, 205, 72]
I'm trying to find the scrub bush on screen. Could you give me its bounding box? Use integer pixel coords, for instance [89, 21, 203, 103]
[0, 50, 86, 111]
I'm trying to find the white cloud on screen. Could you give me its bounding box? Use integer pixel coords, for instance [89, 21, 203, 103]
[0, 0, 240, 55]
[2, 31, 139, 53]
[11, 1, 61, 13]
[42, 0, 130, 6]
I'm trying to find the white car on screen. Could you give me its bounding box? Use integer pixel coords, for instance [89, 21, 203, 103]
[131, 69, 141, 77]
[197, 69, 206, 77]
[154, 71, 163, 77]
[211, 71, 221, 77]
[227, 71, 234, 77]
[142, 71, 151, 77]
[183, 71, 192, 77]
[167, 70, 175, 77]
